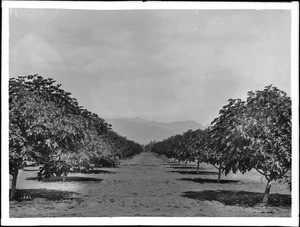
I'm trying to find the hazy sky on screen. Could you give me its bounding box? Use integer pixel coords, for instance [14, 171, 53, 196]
[9, 9, 291, 125]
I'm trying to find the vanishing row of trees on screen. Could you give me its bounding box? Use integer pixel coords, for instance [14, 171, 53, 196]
[9, 75, 143, 200]
[150, 85, 291, 203]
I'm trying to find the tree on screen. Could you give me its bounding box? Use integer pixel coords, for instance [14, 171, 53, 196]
[145, 141, 156, 153]
[150, 85, 291, 204]
[9, 74, 144, 200]
[208, 98, 249, 182]
[166, 134, 184, 162]
[241, 85, 291, 203]
[180, 130, 198, 166]
[64, 109, 118, 172]
[9, 76, 84, 199]
[187, 128, 210, 173]
[103, 131, 143, 160]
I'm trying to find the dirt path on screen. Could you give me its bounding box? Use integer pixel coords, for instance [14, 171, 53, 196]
[10, 152, 291, 217]
[65, 152, 202, 216]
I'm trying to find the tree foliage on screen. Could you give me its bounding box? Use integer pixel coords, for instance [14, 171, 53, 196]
[150, 85, 292, 203]
[207, 99, 250, 181]
[9, 75, 143, 199]
[242, 85, 292, 195]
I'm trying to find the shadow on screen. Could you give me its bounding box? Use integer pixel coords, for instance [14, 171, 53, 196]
[26, 176, 104, 182]
[88, 169, 115, 174]
[21, 168, 39, 172]
[170, 170, 218, 175]
[11, 188, 81, 202]
[182, 190, 291, 207]
[122, 164, 160, 167]
[180, 177, 239, 184]
[72, 169, 115, 174]
[121, 164, 139, 166]
[169, 166, 200, 169]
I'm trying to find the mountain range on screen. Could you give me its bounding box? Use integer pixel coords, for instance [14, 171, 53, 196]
[105, 117, 205, 145]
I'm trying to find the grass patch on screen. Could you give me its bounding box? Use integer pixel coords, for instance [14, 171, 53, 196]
[26, 176, 104, 182]
[11, 188, 80, 202]
[182, 190, 291, 207]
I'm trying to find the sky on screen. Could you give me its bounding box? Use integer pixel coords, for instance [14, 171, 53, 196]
[9, 8, 291, 125]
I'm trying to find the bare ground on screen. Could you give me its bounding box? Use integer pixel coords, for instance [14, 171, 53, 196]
[9, 152, 291, 217]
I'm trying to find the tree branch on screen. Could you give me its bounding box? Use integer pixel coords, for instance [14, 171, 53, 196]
[212, 164, 218, 169]
[254, 167, 265, 176]
[255, 167, 270, 182]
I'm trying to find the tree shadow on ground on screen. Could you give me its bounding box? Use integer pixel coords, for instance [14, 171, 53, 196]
[182, 190, 291, 207]
[166, 163, 182, 166]
[121, 164, 139, 166]
[122, 164, 160, 167]
[87, 169, 115, 174]
[168, 166, 200, 169]
[70, 169, 116, 174]
[11, 188, 81, 202]
[170, 170, 218, 175]
[26, 176, 104, 182]
[21, 168, 39, 172]
[180, 177, 239, 183]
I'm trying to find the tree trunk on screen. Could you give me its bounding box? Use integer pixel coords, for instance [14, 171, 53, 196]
[196, 160, 200, 174]
[217, 165, 222, 183]
[185, 160, 188, 167]
[62, 172, 67, 182]
[262, 181, 272, 204]
[10, 169, 19, 200]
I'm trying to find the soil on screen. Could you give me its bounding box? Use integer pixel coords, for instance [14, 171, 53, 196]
[9, 152, 291, 217]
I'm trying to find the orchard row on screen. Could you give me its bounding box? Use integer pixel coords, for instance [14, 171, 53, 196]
[9, 75, 143, 200]
[148, 85, 291, 204]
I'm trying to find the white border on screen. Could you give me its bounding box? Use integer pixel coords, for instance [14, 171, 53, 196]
[2, 1, 299, 226]
[1, 1, 298, 10]
[290, 1, 300, 222]
[2, 1, 11, 226]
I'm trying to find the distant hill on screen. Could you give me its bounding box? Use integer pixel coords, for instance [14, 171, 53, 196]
[105, 117, 205, 145]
